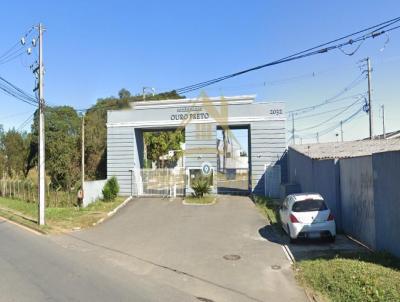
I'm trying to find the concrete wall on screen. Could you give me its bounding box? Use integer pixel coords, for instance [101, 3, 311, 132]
[287, 148, 342, 229]
[340, 156, 375, 249]
[83, 179, 107, 207]
[373, 151, 400, 257]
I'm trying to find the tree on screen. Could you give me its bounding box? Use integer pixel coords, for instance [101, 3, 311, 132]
[1, 129, 30, 177]
[118, 88, 131, 100]
[29, 106, 81, 189]
[84, 95, 131, 180]
[143, 129, 184, 168]
[0, 125, 5, 177]
[84, 89, 185, 178]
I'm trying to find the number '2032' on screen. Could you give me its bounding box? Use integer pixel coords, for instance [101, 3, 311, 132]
[269, 109, 283, 115]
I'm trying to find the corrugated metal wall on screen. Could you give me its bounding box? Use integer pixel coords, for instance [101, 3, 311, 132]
[373, 151, 400, 257]
[287, 148, 342, 229]
[340, 156, 375, 249]
[288, 147, 400, 257]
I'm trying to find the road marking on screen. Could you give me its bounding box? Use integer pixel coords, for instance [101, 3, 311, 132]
[281, 244, 295, 264]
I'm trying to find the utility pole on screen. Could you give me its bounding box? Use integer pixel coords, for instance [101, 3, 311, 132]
[366, 57, 373, 139]
[340, 121, 344, 142]
[291, 114, 295, 145]
[381, 105, 386, 139]
[316, 132, 319, 143]
[38, 23, 45, 225]
[81, 114, 85, 198]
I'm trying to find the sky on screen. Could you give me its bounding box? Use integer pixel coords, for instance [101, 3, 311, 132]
[0, 0, 400, 144]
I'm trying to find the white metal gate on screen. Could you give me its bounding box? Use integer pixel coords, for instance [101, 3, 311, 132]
[134, 168, 186, 197]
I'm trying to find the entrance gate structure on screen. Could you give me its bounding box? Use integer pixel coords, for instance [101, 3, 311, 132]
[106, 95, 286, 197]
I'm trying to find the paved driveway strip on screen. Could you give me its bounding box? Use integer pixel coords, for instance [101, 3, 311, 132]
[54, 196, 308, 302]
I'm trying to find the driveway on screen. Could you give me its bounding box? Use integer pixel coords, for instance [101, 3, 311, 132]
[52, 196, 307, 302]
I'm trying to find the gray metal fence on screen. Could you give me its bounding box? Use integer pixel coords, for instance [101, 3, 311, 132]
[134, 168, 186, 197]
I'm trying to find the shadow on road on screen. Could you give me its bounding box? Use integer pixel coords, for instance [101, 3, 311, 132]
[258, 223, 368, 262]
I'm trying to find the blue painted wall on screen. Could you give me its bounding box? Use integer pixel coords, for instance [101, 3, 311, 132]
[373, 151, 400, 258]
[340, 156, 375, 249]
[288, 147, 400, 257]
[287, 148, 342, 230]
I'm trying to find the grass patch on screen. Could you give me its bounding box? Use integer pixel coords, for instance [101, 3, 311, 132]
[184, 195, 216, 205]
[296, 252, 400, 302]
[252, 195, 281, 225]
[0, 197, 126, 233]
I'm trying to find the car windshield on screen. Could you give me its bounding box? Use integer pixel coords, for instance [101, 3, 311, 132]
[292, 199, 327, 212]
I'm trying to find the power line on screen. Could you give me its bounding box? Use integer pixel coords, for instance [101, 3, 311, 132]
[287, 72, 366, 116]
[0, 110, 33, 120]
[296, 98, 363, 132]
[0, 26, 35, 66]
[174, 17, 400, 94]
[293, 101, 365, 121]
[0, 75, 37, 106]
[16, 112, 35, 132]
[297, 106, 365, 139]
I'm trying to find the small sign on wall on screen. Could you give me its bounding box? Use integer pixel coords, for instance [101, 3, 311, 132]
[201, 162, 212, 176]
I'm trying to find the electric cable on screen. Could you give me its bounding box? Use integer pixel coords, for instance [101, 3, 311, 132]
[296, 98, 363, 132]
[174, 17, 400, 94]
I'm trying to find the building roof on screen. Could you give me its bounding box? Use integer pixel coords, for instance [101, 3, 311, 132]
[290, 138, 400, 160]
[364, 130, 400, 140]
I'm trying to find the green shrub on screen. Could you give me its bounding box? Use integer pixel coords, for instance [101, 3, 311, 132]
[191, 175, 211, 198]
[102, 177, 119, 201]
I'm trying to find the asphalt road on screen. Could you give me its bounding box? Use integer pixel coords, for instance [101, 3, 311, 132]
[0, 218, 197, 302]
[0, 196, 308, 302]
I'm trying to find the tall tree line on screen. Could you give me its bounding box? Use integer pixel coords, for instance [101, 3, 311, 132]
[0, 89, 184, 191]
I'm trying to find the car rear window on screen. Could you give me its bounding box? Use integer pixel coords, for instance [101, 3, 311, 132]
[292, 199, 327, 212]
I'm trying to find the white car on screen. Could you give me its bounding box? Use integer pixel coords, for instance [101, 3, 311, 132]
[279, 193, 336, 243]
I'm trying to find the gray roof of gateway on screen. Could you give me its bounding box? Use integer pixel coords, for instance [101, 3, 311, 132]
[290, 138, 400, 160]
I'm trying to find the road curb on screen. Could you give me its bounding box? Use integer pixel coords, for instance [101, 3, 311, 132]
[182, 198, 217, 206]
[0, 211, 45, 235]
[92, 196, 133, 226]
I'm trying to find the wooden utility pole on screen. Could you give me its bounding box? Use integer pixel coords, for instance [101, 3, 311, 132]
[340, 121, 344, 142]
[367, 57, 373, 139]
[291, 114, 295, 144]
